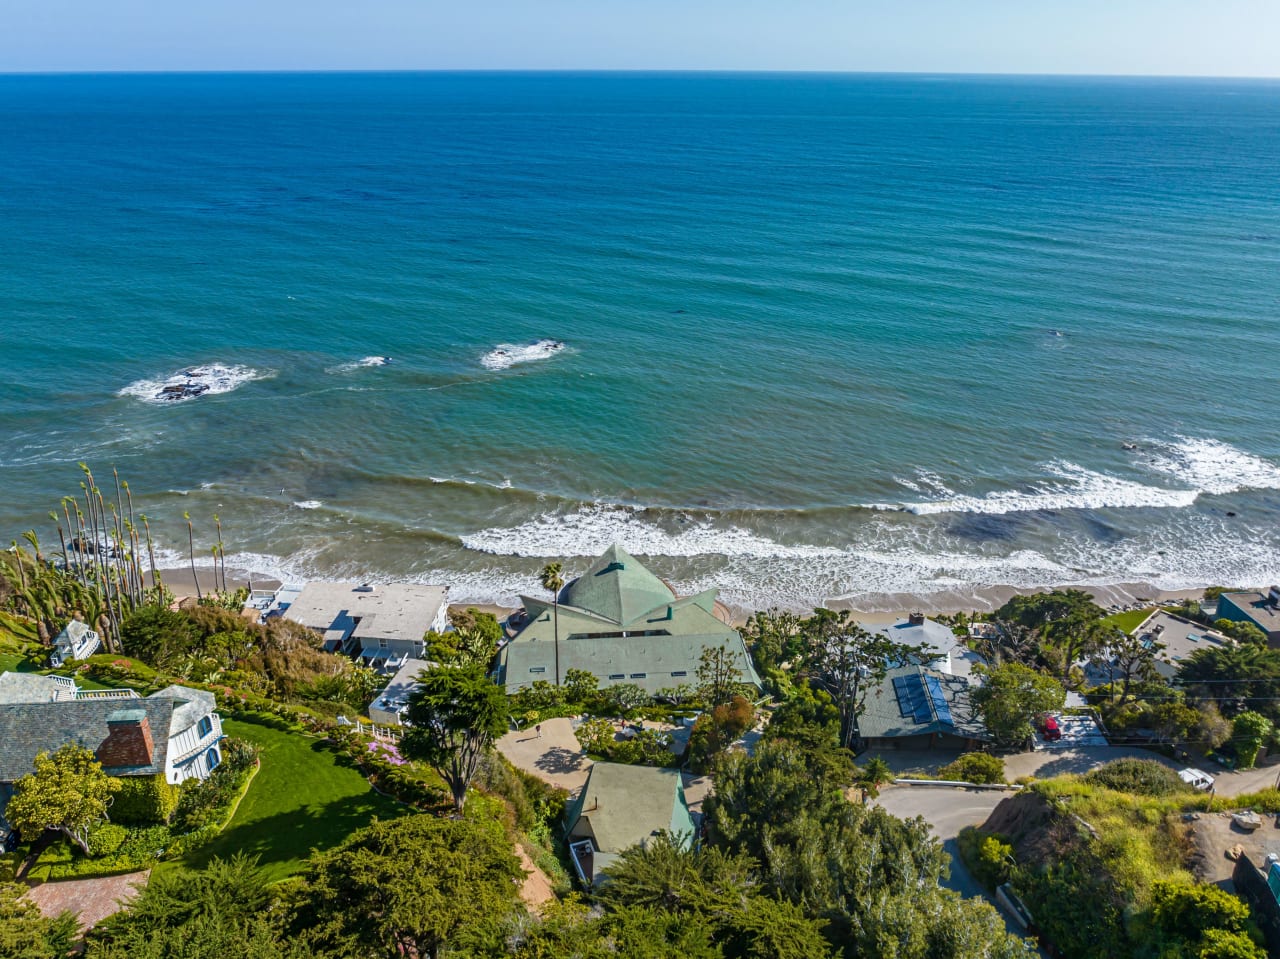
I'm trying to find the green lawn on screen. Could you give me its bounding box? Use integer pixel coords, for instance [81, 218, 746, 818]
[1102, 607, 1156, 635]
[176, 718, 407, 881]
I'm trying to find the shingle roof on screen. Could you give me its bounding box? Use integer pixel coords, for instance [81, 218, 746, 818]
[0, 697, 175, 781]
[149, 685, 217, 733]
[858, 664, 988, 741]
[0, 672, 75, 704]
[565, 763, 694, 854]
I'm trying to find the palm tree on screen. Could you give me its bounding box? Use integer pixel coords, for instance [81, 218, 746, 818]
[539, 562, 565, 686]
[213, 514, 226, 593]
[184, 511, 202, 601]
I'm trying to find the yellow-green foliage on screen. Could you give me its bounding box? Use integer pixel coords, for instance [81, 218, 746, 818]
[1030, 777, 1198, 909]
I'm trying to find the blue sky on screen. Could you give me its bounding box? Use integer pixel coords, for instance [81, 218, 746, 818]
[5, 0, 1278, 76]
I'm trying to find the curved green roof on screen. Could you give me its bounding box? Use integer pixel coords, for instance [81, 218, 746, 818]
[560, 544, 675, 627]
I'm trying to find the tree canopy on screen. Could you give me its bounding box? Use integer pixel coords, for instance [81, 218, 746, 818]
[6, 743, 121, 855]
[970, 662, 1066, 747]
[401, 663, 510, 812]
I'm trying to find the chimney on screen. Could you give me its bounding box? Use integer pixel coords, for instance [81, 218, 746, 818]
[908, 612, 926, 627]
[96, 709, 155, 768]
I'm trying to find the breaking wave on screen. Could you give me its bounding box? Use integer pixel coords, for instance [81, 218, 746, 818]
[480, 339, 566, 371]
[119, 363, 271, 404]
[882, 437, 1280, 516]
[328, 356, 392, 374]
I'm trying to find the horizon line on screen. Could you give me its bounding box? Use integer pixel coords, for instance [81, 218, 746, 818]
[1, 67, 1278, 81]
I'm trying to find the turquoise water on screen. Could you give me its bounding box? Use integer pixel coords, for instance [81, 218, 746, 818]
[3, 72, 1279, 608]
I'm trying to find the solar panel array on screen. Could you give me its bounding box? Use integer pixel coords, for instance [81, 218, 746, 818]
[892, 671, 956, 729]
[924, 674, 953, 727]
[892, 674, 933, 724]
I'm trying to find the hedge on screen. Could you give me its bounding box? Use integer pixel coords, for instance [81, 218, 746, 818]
[111, 774, 181, 825]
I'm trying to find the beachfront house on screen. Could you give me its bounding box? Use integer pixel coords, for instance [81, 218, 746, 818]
[273, 581, 449, 671]
[1216, 589, 1280, 645]
[0, 673, 225, 844]
[1129, 610, 1229, 680]
[564, 762, 695, 886]
[49, 618, 101, 667]
[497, 544, 760, 695]
[865, 612, 962, 674]
[367, 658, 433, 725]
[857, 664, 990, 751]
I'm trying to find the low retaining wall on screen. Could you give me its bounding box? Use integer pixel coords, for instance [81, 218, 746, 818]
[893, 778, 1022, 791]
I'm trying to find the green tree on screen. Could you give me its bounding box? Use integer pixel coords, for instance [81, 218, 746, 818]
[1232, 710, 1273, 769]
[970, 662, 1066, 748]
[119, 604, 203, 670]
[697, 644, 743, 709]
[853, 885, 1032, 959]
[564, 667, 600, 705]
[448, 607, 505, 667]
[293, 816, 522, 959]
[401, 664, 509, 813]
[1102, 627, 1164, 704]
[602, 682, 648, 714]
[765, 687, 854, 787]
[739, 608, 804, 677]
[937, 752, 1005, 785]
[1215, 619, 1270, 646]
[858, 756, 894, 798]
[539, 562, 565, 686]
[995, 589, 1104, 630]
[86, 854, 310, 959]
[800, 608, 926, 750]
[1149, 879, 1256, 946]
[597, 831, 757, 915]
[1179, 643, 1280, 721]
[7, 743, 121, 855]
[0, 882, 78, 959]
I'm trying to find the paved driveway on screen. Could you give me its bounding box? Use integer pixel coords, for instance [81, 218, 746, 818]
[496, 717, 591, 794]
[26, 870, 148, 932]
[877, 785, 1042, 950]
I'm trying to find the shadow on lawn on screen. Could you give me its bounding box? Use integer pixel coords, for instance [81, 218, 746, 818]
[184, 791, 403, 874]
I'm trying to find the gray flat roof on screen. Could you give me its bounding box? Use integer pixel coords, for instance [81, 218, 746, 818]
[1133, 611, 1229, 679]
[284, 582, 447, 645]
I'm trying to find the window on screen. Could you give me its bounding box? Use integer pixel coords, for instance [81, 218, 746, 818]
[630, 673, 646, 679]
[529, 666, 546, 674]
[206, 747, 221, 771]
[197, 716, 213, 738]
[379, 638, 389, 649]
[608, 674, 625, 680]
[671, 671, 687, 678]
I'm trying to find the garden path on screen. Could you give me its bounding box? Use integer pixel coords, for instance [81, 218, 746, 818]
[26, 869, 148, 932]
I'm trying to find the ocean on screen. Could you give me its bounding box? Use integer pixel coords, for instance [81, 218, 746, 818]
[2, 72, 1279, 610]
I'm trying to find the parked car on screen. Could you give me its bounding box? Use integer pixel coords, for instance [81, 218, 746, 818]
[1040, 715, 1062, 741]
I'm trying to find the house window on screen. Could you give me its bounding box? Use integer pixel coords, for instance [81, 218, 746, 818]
[529, 666, 546, 674]
[608, 674, 625, 680]
[379, 638, 389, 649]
[630, 673, 646, 679]
[206, 747, 221, 771]
[197, 716, 213, 738]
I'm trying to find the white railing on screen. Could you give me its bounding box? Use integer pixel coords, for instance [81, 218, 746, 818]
[354, 720, 402, 742]
[76, 688, 140, 700]
[51, 675, 77, 690]
[169, 714, 224, 765]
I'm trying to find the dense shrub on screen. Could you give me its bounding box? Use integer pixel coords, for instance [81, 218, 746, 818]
[111, 774, 180, 825]
[173, 738, 259, 832]
[1084, 759, 1190, 797]
[86, 823, 127, 857]
[957, 827, 1013, 891]
[938, 752, 1005, 784]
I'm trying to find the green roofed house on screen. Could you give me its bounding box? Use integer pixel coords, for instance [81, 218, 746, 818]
[564, 762, 695, 886]
[498, 544, 760, 695]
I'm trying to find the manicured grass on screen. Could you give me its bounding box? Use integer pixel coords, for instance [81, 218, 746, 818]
[175, 718, 407, 881]
[1102, 607, 1155, 635]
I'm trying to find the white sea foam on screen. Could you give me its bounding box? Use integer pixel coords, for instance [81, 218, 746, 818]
[480, 339, 566, 371]
[461, 504, 844, 560]
[293, 500, 323, 510]
[119, 363, 271, 404]
[900, 462, 1199, 516]
[328, 356, 392, 374]
[1143, 436, 1280, 495]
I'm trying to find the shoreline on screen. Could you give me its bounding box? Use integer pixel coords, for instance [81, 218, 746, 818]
[149, 565, 1207, 628]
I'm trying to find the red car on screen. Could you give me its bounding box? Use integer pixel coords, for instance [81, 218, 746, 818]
[1041, 715, 1062, 741]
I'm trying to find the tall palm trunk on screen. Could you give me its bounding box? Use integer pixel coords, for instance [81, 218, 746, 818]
[214, 514, 226, 593]
[141, 514, 160, 597]
[184, 512, 202, 600]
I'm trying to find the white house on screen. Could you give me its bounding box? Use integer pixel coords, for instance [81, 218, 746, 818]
[49, 619, 101, 667]
[864, 613, 964, 674]
[274, 582, 449, 671]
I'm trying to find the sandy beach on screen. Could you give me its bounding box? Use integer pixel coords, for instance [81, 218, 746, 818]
[151, 563, 1209, 627]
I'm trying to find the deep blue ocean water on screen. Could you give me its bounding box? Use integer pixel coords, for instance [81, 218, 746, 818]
[2, 72, 1279, 608]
